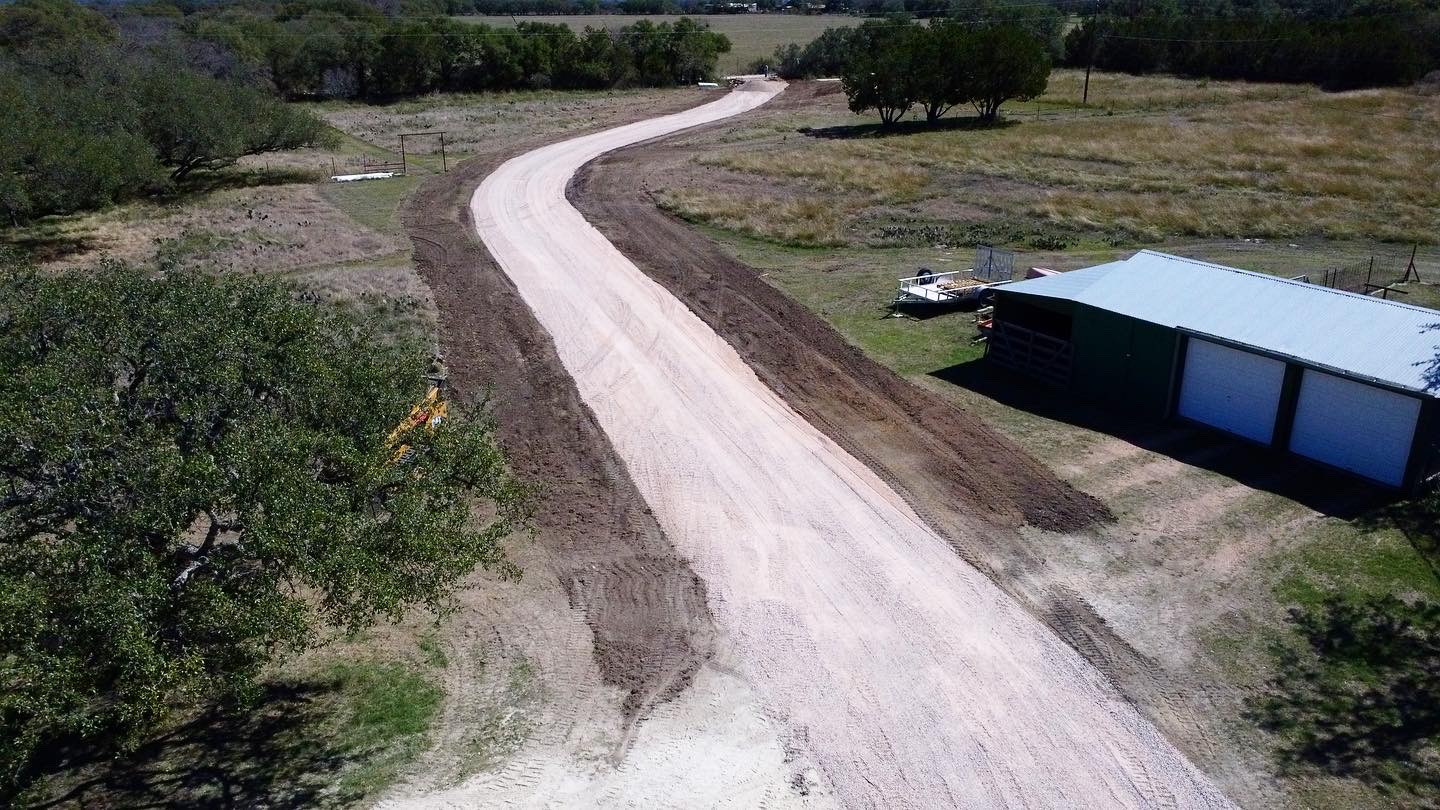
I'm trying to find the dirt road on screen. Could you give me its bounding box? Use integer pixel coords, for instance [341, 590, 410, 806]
[389, 90, 811, 808]
[470, 81, 1234, 807]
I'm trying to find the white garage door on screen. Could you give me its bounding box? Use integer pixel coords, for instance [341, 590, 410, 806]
[1289, 371, 1421, 486]
[1178, 338, 1286, 445]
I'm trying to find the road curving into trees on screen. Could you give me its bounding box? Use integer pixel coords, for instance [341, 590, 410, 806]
[471, 80, 1236, 807]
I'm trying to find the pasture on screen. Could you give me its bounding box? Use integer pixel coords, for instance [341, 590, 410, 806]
[458, 13, 854, 73]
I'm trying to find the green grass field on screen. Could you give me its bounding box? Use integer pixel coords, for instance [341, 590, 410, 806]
[457, 13, 854, 72]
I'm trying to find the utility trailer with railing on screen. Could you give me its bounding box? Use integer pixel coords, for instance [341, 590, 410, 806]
[892, 245, 1018, 307]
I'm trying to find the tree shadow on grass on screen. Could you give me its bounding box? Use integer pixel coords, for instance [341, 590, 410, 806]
[1359, 493, 1440, 585]
[1247, 595, 1440, 798]
[0, 230, 102, 263]
[24, 680, 360, 810]
[164, 167, 326, 201]
[799, 115, 1018, 140]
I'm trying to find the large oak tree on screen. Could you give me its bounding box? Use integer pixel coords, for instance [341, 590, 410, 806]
[0, 258, 531, 794]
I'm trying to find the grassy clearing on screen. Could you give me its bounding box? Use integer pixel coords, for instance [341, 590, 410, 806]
[713, 231, 987, 374]
[660, 188, 854, 246]
[461, 13, 853, 70]
[663, 70, 1440, 250]
[313, 87, 688, 161]
[25, 657, 443, 808]
[1238, 502, 1440, 803]
[1036, 69, 1313, 112]
[1271, 521, 1440, 612]
[319, 661, 446, 802]
[321, 173, 421, 235]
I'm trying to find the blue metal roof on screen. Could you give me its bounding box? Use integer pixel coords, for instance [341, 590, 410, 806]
[999, 250, 1440, 396]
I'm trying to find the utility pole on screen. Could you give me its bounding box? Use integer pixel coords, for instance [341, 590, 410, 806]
[1082, 0, 1098, 105]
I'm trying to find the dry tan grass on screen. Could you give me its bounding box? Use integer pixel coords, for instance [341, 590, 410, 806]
[701, 151, 928, 196]
[296, 260, 439, 348]
[658, 187, 852, 246]
[672, 70, 1440, 247]
[33, 185, 406, 274]
[314, 88, 688, 160]
[1039, 70, 1314, 111]
[464, 13, 854, 70]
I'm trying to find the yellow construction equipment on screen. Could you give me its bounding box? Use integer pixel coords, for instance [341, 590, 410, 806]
[387, 385, 448, 463]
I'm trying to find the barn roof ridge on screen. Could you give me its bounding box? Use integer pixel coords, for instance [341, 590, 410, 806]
[1131, 249, 1437, 317]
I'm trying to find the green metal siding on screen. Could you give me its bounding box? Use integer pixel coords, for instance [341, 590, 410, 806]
[997, 292, 1075, 316]
[1070, 306, 1178, 418]
[993, 293, 1076, 336]
[1404, 397, 1440, 490]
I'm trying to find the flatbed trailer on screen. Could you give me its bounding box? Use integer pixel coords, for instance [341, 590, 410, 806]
[895, 269, 1010, 305]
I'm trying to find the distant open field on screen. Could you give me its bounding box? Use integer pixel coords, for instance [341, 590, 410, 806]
[457, 13, 854, 72]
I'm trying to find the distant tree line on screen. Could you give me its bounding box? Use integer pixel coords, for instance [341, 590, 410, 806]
[0, 0, 329, 225]
[181, 9, 730, 98]
[1064, 10, 1440, 87]
[0, 0, 732, 224]
[767, 0, 1440, 88]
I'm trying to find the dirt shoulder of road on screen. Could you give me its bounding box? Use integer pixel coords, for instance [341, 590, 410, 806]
[399, 90, 717, 732]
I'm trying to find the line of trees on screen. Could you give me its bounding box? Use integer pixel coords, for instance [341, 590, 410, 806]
[763, 0, 1066, 80]
[0, 0, 331, 225]
[182, 5, 731, 98]
[787, 18, 1049, 125]
[1063, 11, 1440, 87]
[765, 0, 1440, 90]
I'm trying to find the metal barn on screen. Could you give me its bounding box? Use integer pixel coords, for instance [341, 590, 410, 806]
[988, 251, 1440, 489]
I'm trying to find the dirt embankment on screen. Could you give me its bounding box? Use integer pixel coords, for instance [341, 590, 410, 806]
[398, 92, 715, 724]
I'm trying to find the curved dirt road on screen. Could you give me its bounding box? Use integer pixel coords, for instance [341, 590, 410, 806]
[472, 82, 1233, 808]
